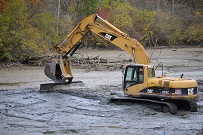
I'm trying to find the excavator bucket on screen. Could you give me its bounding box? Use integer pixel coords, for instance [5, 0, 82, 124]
[44, 55, 73, 83]
[44, 61, 63, 83]
[41, 55, 77, 92]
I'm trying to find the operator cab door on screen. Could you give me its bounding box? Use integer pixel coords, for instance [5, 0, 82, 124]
[123, 65, 144, 90]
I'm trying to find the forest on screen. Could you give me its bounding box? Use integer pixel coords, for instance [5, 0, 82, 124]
[0, 0, 203, 61]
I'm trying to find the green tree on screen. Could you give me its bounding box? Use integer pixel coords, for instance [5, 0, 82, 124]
[155, 12, 184, 45]
[131, 8, 156, 46]
[185, 24, 203, 44]
[0, 0, 30, 60]
[111, 0, 133, 31]
[77, 0, 100, 16]
[0, 0, 57, 61]
[30, 12, 58, 48]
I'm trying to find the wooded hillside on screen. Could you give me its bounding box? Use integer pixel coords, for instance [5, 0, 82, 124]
[0, 0, 203, 61]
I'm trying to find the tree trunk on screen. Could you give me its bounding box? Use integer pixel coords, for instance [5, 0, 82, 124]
[157, 0, 161, 11]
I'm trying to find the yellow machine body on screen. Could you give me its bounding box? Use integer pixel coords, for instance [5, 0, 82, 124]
[44, 14, 198, 101]
[123, 64, 198, 100]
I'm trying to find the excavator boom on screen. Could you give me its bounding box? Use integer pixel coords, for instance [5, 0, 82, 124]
[44, 14, 150, 83]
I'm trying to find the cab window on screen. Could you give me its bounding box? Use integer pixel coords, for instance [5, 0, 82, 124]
[124, 66, 144, 89]
[148, 67, 155, 78]
[126, 67, 133, 81]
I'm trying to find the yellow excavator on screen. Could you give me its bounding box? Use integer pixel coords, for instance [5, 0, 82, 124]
[44, 14, 198, 114]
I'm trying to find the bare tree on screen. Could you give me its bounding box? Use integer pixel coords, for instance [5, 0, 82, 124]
[157, 0, 161, 11]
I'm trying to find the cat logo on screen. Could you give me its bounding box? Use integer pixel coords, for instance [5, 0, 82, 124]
[98, 32, 117, 41]
[147, 89, 153, 94]
[188, 88, 194, 95]
[105, 34, 112, 41]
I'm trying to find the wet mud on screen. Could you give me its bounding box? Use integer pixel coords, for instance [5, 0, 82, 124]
[0, 48, 203, 135]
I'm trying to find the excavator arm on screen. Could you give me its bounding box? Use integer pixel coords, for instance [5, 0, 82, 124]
[45, 14, 151, 83]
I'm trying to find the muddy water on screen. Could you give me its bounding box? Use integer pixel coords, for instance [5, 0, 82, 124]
[1, 88, 203, 135]
[0, 48, 203, 135]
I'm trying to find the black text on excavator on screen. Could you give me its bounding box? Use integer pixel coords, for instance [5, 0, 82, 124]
[43, 14, 198, 114]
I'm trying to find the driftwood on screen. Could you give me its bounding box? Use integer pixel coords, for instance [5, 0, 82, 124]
[1, 53, 131, 71]
[0, 56, 51, 68]
[70, 53, 131, 71]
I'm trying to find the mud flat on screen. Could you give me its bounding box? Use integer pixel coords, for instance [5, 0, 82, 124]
[0, 48, 203, 135]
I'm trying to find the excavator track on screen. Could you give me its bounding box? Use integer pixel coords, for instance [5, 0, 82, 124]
[110, 97, 177, 114]
[171, 99, 198, 112]
[110, 97, 197, 115]
[188, 100, 198, 112]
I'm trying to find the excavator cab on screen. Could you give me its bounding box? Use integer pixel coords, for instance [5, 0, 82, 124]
[123, 64, 155, 90]
[123, 65, 144, 89]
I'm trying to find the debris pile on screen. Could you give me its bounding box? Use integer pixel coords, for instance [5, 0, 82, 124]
[70, 53, 131, 71]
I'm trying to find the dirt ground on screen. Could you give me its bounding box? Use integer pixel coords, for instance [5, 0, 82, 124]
[0, 48, 203, 135]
